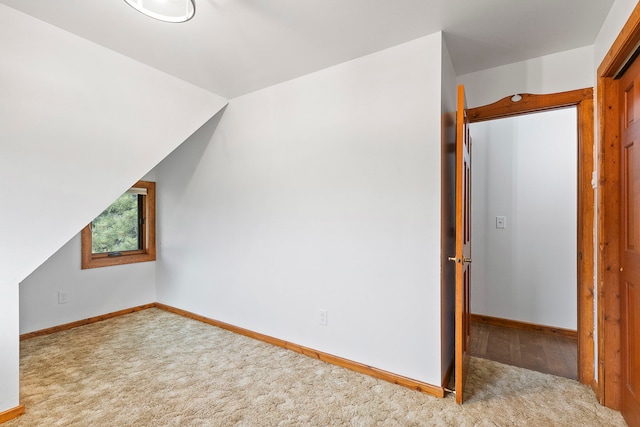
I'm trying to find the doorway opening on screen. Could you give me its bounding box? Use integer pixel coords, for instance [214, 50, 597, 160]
[469, 106, 579, 380]
[465, 89, 595, 388]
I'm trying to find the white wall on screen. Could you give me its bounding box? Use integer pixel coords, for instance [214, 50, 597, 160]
[0, 4, 227, 289]
[471, 108, 577, 329]
[18, 170, 159, 335]
[18, 235, 156, 334]
[440, 38, 457, 380]
[594, 0, 638, 65]
[0, 284, 19, 414]
[156, 34, 446, 385]
[0, 4, 226, 413]
[458, 45, 595, 108]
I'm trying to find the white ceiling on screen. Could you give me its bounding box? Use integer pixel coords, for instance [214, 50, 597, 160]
[1, 0, 614, 99]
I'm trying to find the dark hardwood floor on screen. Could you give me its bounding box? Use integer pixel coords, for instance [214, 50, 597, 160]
[470, 321, 578, 380]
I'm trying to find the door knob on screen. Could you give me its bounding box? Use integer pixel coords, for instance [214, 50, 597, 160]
[463, 257, 472, 264]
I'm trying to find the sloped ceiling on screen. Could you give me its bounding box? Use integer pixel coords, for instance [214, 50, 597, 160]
[0, 0, 614, 99]
[0, 4, 228, 287]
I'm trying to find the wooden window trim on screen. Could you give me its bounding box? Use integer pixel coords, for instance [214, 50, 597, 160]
[81, 181, 156, 269]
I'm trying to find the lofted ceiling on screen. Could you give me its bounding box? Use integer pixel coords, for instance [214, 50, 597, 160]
[1, 0, 614, 98]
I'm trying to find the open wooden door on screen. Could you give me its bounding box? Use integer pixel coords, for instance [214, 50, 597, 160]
[452, 84, 472, 404]
[619, 51, 640, 427]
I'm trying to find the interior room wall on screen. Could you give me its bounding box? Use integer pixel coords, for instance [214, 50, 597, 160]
[0, 284, 19, 413]
[18, 237, 157, 335]
[593, 0, 638, 65]
[155, 33, 446, 385]
[470, 108, 578, 329]
[457, 45, 594, 108]
[18, 170, 159, 335]
[440, 38, 457, 381]
[0, 4, 227, 290]
[0, 5, 226, 412]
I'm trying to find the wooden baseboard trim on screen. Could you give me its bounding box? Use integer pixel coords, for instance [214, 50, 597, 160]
[19, 303, 156, 341]
[155, 303, 444, 398]
[471, 314, 578, 338]
[0, 404, 24, 424]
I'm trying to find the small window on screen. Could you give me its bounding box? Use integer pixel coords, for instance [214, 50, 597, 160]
[81, 181, 156, 269]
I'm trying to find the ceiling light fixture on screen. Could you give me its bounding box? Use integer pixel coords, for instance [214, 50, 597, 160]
[124, 0, 195, 23]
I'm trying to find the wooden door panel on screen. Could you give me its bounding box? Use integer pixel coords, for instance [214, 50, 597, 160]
[624, 82, 636, 127]
[623, 281, 639, 398]
[623, 141, 638, 252]
[454, 84, 471, 404]
[619, 53, 640, 427]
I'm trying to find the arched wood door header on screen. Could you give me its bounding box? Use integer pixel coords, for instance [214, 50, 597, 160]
[467, 88, 593, 123]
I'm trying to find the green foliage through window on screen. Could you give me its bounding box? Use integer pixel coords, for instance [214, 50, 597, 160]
[91, 193, 140, 254]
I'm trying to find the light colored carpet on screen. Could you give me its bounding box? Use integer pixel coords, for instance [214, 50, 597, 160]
[5, 308, 626, 426]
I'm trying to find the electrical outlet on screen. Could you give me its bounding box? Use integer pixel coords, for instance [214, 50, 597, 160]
[319, 309, 328, 326]
[58, 291, 69, 304]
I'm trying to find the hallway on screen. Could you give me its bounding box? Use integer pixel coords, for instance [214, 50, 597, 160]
[470, 321, 577, 380]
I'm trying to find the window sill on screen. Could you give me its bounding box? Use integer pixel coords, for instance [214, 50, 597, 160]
[80, 245, 156, 269]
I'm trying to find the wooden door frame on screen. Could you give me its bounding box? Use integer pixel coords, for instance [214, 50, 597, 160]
[597, 2, 640, 411]
[466, 88, 595, 391]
